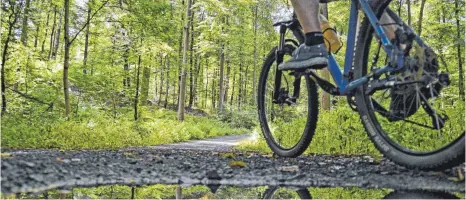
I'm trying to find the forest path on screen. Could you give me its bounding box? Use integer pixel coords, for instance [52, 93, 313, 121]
[127, 134, 254, 152]
[1, 134, 464, 195]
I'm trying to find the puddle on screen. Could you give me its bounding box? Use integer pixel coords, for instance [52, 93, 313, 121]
[5, 184, 464, 199]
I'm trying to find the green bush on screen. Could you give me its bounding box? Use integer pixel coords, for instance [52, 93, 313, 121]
[1, 107, 248, 150]
[217, 109, 257, 129]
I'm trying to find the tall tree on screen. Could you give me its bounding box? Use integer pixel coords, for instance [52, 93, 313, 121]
[48, 7, 57, 60]
[417, 0, 427, 36]
[1, 1, 22, 114]
[218, 43, 225, 112]
[20, 0, 31, 46]
[177, 0, 193, 121]
[134, 55, 142, 120]
[64, 0, 71, 118]
[41, 8, 51, 53]
[52, 9, 63, 59]
[252, 4, 258, 104]
[407, 0, 411, 26]
[83, 1, 92, 74]
[62, 0, 109, 118]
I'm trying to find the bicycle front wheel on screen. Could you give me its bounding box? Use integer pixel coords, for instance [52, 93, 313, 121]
[354, 1, 465, 170]
[257, 44, 319, 157]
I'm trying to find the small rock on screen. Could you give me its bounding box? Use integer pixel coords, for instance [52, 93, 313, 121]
[128, 160, 137, 164]
[279, 165, 300, 172]
[206, 170, 222, 180]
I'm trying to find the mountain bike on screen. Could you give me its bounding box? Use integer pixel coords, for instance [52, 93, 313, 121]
[257, 0, 465, 170]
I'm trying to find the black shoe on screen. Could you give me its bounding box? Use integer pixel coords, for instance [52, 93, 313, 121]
[278, 43, 328, 71]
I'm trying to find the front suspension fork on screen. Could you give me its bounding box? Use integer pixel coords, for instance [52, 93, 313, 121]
[273, 25, 301, 103]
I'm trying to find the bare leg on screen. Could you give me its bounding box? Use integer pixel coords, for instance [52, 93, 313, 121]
[278, 0, 328, 70]
[290, 0, 321, 33]
[380, 12, 397, 40]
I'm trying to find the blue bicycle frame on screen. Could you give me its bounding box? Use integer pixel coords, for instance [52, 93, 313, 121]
[273, 0, 427, 100]
[328, 0, 399, 95]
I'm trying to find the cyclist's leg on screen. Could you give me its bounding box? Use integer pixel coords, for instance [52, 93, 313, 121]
[291, 0, 320, 33]
[279, 0, 328, 71]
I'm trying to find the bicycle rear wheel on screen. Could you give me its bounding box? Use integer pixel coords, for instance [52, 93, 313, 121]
[354, 1, 465, 170]
[257, 44, 319, 157]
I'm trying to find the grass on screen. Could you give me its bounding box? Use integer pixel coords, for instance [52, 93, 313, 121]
[238, 97, 464, 157]
[238, 104, 383, 157]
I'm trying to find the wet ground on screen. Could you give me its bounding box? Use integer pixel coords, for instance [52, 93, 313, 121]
[1, 134, 465, 198]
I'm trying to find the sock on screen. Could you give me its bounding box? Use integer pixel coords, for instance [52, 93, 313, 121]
[305, 32, 324, 46]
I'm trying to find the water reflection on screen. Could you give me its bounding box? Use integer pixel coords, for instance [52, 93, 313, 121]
[6, 185, 463, 199]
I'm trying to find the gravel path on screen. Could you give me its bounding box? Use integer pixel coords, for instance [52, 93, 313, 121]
[1, 134, 464, 195]
[134, 134, 254, 151]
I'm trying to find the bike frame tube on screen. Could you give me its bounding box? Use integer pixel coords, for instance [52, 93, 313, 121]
[359, 0, 393, 54]
[326, 0, 397, 95]
[325, 0, 359, 94]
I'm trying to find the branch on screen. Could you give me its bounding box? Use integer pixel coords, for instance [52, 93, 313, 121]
[69, 0, 110, 44]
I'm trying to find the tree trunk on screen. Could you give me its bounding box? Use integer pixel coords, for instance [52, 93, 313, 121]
[238, 44, 243, 110]
[159, 56, 164, 105]
[218, 44, 225, 112]
[1, 4, 21, 114]
[455, 0, 465, 100]
[407, 0, 411, 26]
[212, 68, 216, 109]
[177, 0, 192, 121]
[34, 21, 40, 49]
[83, 3, 92, 74]
[64, 0, 71, 119]
[165, 57, 170, 108]
[188, 2, 195, 108]
[417, 0, 426, 36]
[230, 70, 236, 110]
[41, 9, 51, 53]
[397, 0, 401, 16]
[53, 9, 64, 59]
[48, 7, 57, 60]
[123, 48, 130, 87]
[141, 66, 150, 106]
[224, 52, 230, 104]
[204, 57, 208, 108]
[244, 64, 249, 106]
[20, 0, 31, 46]
[134, 55, 141, 121]
[252, 4, 258, 104]
[193, 56, 200, 107]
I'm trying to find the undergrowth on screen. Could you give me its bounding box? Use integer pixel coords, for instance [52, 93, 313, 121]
[1, 106, 248, 150]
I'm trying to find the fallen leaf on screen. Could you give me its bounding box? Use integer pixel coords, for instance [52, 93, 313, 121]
[123, 152, 135, 156]
[448, 177, 461, 182]
[56, 157, 64, 161]
[0, 153, 12, 158]
[220, 153, 235, 159]
[228, 160, 247, 168]
[458, 168, 464, 181]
